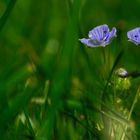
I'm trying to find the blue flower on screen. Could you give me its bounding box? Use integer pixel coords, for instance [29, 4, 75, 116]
[115, 68, 129, 78]
[79, 24, 117, 47]
[127, 27, 140, 45]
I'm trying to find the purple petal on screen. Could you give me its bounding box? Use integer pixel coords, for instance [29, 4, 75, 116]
[107, 27, 117, 40]
[127, 28, 140, 45]
[88, 24, 109, 41]
[79, 38, 101, 47]
[115, 68, 129, 77]
[104, 27, 117, 44]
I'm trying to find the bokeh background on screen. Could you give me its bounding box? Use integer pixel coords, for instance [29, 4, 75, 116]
[1, 0, 140, 139]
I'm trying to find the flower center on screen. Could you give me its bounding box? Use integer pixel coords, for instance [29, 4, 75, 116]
[134, 35, 138, 39]
[103, 30, 107, 34]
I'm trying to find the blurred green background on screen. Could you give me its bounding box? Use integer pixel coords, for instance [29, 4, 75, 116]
[1, 0, 140, 139]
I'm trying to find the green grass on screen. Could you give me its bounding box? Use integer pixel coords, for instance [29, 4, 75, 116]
[1, 0, 140, 140]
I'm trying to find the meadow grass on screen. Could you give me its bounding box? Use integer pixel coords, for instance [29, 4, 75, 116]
[0, 0, 140, 140]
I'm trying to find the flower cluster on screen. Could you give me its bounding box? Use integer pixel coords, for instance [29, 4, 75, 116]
[79, 24, 140, 47]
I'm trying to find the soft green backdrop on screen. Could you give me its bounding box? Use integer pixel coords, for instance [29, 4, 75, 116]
[0, 0, 140, 140]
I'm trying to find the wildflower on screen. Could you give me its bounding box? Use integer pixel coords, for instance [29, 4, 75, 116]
[127, 27, 140, 45]
[115, 68, 129, 78]
[115, 68, 131, 90]
[79, 24, 117, 47]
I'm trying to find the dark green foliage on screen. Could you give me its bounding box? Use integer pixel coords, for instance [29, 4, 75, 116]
[1, 0, 140, 140]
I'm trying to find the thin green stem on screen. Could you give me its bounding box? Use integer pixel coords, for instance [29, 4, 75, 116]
[102, 50, 124, 102]
[121, 86, 140, 140]
[101, 50, 124, 139]
[102, 47, 106, 66]
[128, 86, 140, 120]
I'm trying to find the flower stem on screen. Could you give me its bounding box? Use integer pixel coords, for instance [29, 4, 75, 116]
[120, 86, 140, 140]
